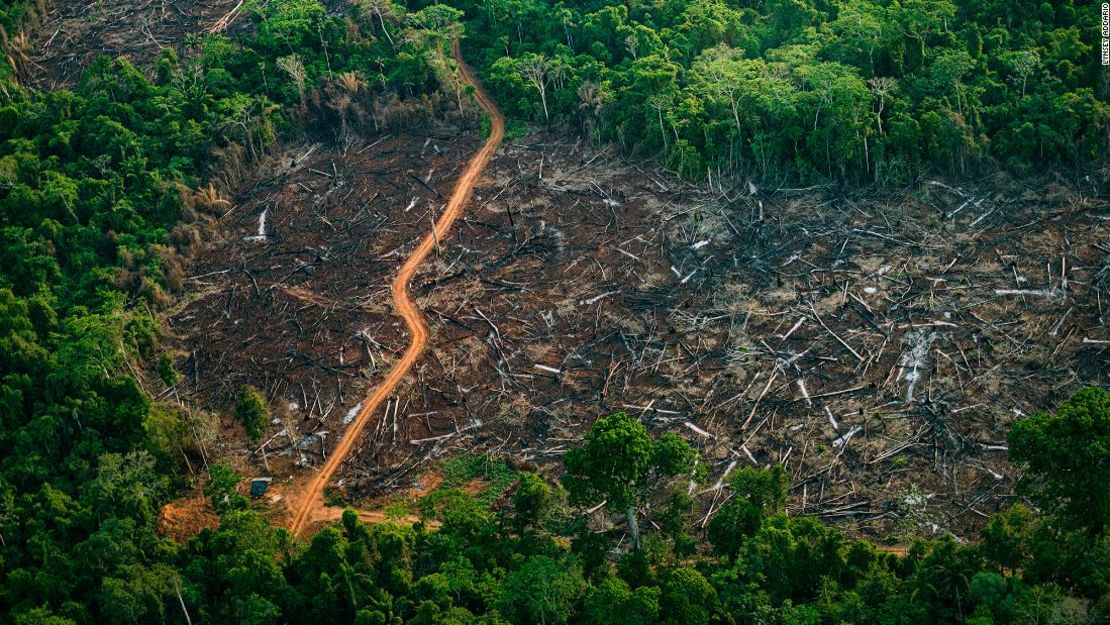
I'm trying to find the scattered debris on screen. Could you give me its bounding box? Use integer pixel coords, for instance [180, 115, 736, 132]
[175, 128, 1109, 541]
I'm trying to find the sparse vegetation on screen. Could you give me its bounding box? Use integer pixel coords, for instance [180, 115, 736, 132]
[440, 452, 518, 506]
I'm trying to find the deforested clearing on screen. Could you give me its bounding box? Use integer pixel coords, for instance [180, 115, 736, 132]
[173, 123, 1109, 540]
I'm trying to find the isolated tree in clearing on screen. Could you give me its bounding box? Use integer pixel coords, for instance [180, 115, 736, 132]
[235, 384, 270, 442]
[564, 412, 702, 549]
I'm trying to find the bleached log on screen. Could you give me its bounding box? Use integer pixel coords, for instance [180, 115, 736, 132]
[810, 304, 864, 362]
[994, 288, 1061, 298]
[741, 445, 758, 465]
[832, 425, 862, 448]
[579, 290, 620, 306]
[797, 378, 812, 406]
[684, 422, 714, 439]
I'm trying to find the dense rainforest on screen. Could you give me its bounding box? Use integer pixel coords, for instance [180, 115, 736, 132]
[0, 0, 1107, 624]
[455, 0, 1110, 181]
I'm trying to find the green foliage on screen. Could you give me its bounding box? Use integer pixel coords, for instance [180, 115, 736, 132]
[979, 504, 1033, 572]
[708, 465, 788, 556]
[382, 500, 413, 521]
[234, 385, 270, 442]
[438, 452, 518, 507]
[497, 556, 585, 625]
[564, 412, 701, 548]
[156, 353, 180, 388]
[657, 490, 697, 557]
[1009, 386, 1110, 534]
[583, 575, 660, 625]
[458, 0, 1108, 182]
[205, 464, 247, 513]
[252, 0, 327, 49]
[511, 472, 552, 530]
[659, 567, 717, 625]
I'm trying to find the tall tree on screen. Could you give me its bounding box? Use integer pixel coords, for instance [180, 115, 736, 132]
[492, 53, 562, 123]
[497, 556, 584, 625]
[707, 465, 788, 556]
[564, 412, 702, 549]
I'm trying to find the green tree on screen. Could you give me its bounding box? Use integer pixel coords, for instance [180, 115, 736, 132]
[512, 472, 553, 531]
[205, 464, 248, 513]
[253, 0, 327, 49]
[497, 556, 585, 625]
[11, 607, 77, 625]
[235, 384, 270, 442]
[657, 490, 696, 557]
[583, 575, 659, 625]
[407, 5, 466, 110]
[1009, 387, 1110, 534]
[707, 465, 788, 556]
[980, 503, 1033, 573]
[564, 412, 702, 549]
[658, 567, 717, 625]
[156, 353, 180, 388]
[491, 53, 562, 123]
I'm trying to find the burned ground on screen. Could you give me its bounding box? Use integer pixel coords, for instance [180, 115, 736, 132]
[173, 124, 1109, 541]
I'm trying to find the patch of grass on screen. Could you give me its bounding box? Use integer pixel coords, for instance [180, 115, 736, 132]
[382, 500, 413, 521]
[439, 452, 517, 507]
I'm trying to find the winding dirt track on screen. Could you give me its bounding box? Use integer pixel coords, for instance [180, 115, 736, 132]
[289, 42, 504, 537]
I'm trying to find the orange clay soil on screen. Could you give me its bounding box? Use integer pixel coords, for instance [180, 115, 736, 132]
[287, 41, 504, 537]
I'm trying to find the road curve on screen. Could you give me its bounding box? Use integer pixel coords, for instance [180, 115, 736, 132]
[289, 41, 504, 537]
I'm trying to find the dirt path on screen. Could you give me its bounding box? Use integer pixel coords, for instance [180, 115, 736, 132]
[288, 42, 503, 537]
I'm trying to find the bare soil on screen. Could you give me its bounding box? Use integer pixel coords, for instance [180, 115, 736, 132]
[157, 496, 219, 542]
[173, 123, 1109, 542]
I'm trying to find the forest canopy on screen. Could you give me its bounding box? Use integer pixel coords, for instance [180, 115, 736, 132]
[447, 0, 1109, 182]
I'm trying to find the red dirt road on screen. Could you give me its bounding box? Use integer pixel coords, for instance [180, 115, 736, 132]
[289, 42, 504, 536]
